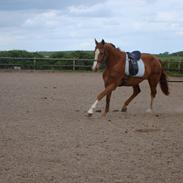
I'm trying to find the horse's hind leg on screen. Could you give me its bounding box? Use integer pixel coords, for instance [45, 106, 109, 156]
[147, 76, 159, 112]
[121, 85, 141, 112]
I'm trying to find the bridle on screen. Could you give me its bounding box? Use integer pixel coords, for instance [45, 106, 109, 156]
[95, 47, 108, 65]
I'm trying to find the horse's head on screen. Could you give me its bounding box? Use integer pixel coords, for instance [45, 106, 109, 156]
[92, 39, 107, 72]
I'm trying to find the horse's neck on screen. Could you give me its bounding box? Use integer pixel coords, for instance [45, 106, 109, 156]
[106, 50, 125, 69]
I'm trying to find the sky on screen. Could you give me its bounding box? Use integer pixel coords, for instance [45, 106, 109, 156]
[0, 0, 183, 53]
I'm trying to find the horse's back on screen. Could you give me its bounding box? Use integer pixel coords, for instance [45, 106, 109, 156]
[141, 53, 162, 76]
[141, 53, 160, 63]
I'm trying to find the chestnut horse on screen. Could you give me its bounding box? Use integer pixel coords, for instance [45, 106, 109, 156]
[88, 39, 169, 116]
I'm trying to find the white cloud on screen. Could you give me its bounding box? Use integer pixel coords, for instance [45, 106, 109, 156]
[24, 10, 60, 28]
[156, 11, 178, 22]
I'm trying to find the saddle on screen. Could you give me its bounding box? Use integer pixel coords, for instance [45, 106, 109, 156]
[127, 51, 141, 76]
[127, 51, 141, 61]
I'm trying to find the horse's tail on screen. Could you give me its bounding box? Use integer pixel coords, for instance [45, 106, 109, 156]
[159, 65, 169, 95]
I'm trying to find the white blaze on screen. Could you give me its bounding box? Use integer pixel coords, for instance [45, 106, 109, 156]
[92, 48, 100, 71]
[94, 48, 100, 60]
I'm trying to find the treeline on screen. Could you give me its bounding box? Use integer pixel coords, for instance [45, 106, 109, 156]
[0, 50, 94, 59]
[0, 50, 43, 58]
[50, 51, 94, 59]
[0, 50, 183, 59]
[158, 52, 183, 63]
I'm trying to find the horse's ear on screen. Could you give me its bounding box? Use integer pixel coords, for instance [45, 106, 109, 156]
[101, 39, 105, 45]
[95, 39, 98, 45]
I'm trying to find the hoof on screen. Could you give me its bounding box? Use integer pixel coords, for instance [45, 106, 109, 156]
[121, 107, 127, 112]
[87, 113, 93, 117]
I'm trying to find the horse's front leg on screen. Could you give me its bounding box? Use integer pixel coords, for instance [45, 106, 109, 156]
[102, 79, 112, 116]
[102, 92, 112, 117]
[88, 83, 117, 116]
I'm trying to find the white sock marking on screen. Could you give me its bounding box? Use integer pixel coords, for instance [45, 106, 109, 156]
[88, 100, 99, 114]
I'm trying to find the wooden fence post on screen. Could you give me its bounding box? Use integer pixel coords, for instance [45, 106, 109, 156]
[33, 57, 36, 71]
[167, 62, 170, 71]
[73, 59, 76, 71]
[178, 62, 181, 72]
